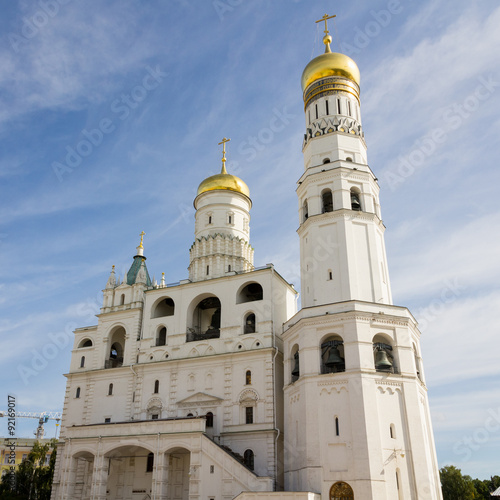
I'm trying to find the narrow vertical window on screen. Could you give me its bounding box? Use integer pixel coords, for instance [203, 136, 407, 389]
[228, 215, 232, 224]
[315, 104, 318, 119]
[146, 453, 154, 472]
[326, 99, 329, 115]
[206, 412, 214, 428]
[108, 383, 113, 396]
[328, 270, 333, 281]
[335, 417, 340, 436]
[208, 216, 212, 224]
[337, 98, 341, 114]
[228, 265, 231, 272]
[206, 265, 209, 275]
[154, 380, 159, 394]
[246, 370, 252, 385]
[348, 100, 352, 116]
[245, 406, 254, 424]
[243, 449, 254, 471]
[390, 424, 396, 439]
[80, 356, 85, 368]
[75, 387, 81, 399]
[120, 294, 125, 305]
[308, 110, 311, 125]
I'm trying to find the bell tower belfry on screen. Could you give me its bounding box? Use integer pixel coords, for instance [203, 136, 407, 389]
[282, 16, 442, 500]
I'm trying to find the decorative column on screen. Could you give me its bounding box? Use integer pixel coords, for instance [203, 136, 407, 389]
[152, 450, 169, 500]
[90, 452, 109, 500]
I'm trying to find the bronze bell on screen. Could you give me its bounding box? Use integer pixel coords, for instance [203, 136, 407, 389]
[325, 346, 344, 368]
[375, 349, 393, 371]
[291, 353, 300, 377]
[351, 193, 361, 211]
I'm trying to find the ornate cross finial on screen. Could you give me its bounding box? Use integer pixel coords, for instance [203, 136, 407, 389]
[316, 13, 336, 35]
[218, 137, 231, 173]
[139, 231, 145, 248]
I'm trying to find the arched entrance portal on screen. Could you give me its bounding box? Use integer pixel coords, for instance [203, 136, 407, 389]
[330, 481, 354, 500]
[105, 445, 154, 499]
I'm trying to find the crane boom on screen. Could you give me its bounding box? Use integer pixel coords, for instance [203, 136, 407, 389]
[0, 411, 62, 419]
[0, 410, 62, 439]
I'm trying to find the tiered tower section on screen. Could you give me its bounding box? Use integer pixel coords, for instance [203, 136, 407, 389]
[189, 139, 254, 281]
[298, 35, 391, 308]
[282, 19, 442, 500]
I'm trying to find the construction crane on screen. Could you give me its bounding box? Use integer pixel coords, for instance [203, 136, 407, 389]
[0, 411, 62, 439]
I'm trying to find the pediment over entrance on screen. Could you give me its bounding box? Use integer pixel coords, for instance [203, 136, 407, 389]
[176, 392, 223, 408]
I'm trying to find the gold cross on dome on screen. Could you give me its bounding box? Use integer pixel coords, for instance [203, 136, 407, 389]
[218, 137, 231, 172]
[316, 13, 336, 35]
[139, 231, 145, 248]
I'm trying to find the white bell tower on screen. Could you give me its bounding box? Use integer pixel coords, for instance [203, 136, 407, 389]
[282, 15, 442, 500]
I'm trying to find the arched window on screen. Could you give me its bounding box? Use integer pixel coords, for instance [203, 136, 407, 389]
[303, 200, 308, 221]
[146, 453, 154, 473]
[237, 283, 263, 304]
[106, 327, 125, 369]
[152, 297, 175, 318]
[244, 313, 256, 334]
[390, 423, 396, 439]
[156, 327, 167, 346]
[243, 449, 254, 471]
[413, 343, 422, 380]
[350, 188, 362, 211]
[245, 370, 252, 385]
[79, 339, 92, 348]
[323, 157, 330, 164]
[187, 413, 194, 417]
[108, 383, 113, 396]
[321, 336, 345, 374]
[206, 412, 214, 428]
[335, 417, 340, 436]
[120, 294, 125, 305]
[154, 380, 159, 394]
[321, 189, 333, 213]
[188, 296, 221, 341]
[80, 356, 85, 368]
[330, 482, 354, 500]
[291, 349, 300, 382]
[75, 387, 81, 399]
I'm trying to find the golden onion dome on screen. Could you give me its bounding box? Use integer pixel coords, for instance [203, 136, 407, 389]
[196, 165, 250, 199]
[301, 35, 360, 92]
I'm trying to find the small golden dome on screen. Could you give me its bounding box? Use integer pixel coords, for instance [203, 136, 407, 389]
[301, 37, 360, 91]
[196, 166, 250, 199]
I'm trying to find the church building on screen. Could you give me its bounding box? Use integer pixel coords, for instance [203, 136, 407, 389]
[51, 16, 442, 500]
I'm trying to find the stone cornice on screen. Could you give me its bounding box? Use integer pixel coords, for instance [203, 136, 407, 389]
[283, 310, 411, 337]
[297, 209, 384, 235]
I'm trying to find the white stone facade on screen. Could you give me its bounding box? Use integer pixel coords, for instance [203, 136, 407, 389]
[51, 32, 442, 500]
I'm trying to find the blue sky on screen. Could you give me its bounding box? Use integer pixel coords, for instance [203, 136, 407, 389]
[1, 0, 499, 480]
